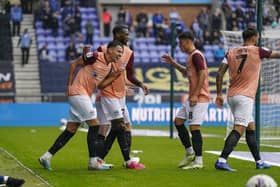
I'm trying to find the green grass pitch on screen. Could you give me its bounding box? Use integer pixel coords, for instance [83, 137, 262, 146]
[0, 126, 279, 187]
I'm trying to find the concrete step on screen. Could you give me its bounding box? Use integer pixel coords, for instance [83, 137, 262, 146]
[14, 63, 39, 69]
[16, 80, 40, 85]
[16, 88, 41, 94]
[15, 71, 39, 78]
[15, 74, 39, 80]
[16, 84, 41, 89]
[16, 97, 41, 103]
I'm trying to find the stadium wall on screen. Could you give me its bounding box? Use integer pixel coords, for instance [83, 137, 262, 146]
[0, 103, 232, 126]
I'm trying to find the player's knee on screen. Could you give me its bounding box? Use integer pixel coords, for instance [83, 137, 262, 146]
[111, 118, 125, 131]
[66, 123, 79, 133]
[174, 118, 184, 126]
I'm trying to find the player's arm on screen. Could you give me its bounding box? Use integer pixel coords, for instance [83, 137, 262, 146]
[66, 56, 84, 95]
[161, 54, 186, 74]
[126, 53, 149, 95]
[269, 51, 280, 58]
[215, 58, 228, 108]
[97, 67, 122, 89]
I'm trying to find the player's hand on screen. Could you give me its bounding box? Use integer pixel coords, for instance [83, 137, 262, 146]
[108, 68, 122, 78]
[161, 54, 175, 65]
[141, 83, 149, 95]
[215, 95, 224, 108]
[189, 95, 198, 106]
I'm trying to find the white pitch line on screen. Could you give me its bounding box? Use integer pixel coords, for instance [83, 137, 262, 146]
[205, 150, 280, 167]
[0, 148, 53, 187]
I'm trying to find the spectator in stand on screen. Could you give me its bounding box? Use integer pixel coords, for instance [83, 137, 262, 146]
[85, 20, 93, 44]
[222, 0, 232, 30]
[152, 10, 164, 35]
[197, 7, 210, 31]
[176, 16, 188, 35]
[74, 5, 81, 32]
[214, 43, 225, 63]
[65, 40, 77, 62]
[211, 9, 222, 32]
[18, 28, 32, 66]
[4, 1, 11, 16]
[10, 3, 23, 36]
[20, 0, 32, 13]
[203, 30, 212, 45]
[212, 31, 221, 45]
[136, 10, 148, 37]
[117, 6, 126, 22]
[235, 5, 244, 29]
[102, 7, 112, 37]
[191, 19, 203, 42]
[39, 43, 53, 62]
[169, 7, 179, 23]
[49, 0, 60, 12]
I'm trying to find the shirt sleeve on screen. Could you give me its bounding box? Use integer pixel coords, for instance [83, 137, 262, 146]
[192, 53, 205, 72]
[259, 47, 272, 59]
[126, 52, 142, 87]
[83, 51, 98, 65]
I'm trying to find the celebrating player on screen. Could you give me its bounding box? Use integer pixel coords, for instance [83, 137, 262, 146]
[214, 27, 280, 171]
[39, 40, 124, 171]
[84, 24, 149, 169]
[162, 31, 210, 170]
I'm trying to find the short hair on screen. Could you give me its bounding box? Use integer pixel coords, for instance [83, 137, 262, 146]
[242, 27, 258, 42]
[178, 31, 194, 41]
[112, 24, 129, 36]
[107, 40, 124, 49]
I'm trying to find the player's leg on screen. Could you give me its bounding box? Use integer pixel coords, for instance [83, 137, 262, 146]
[96, 99, 112, 159]
[39, 121, 79, 170]
[101, 97, 144, 169]
[215, 95, 251, 171]
[175, 103, 194, 168]
[182, 102, 208, 170]
[246, 122, 271, 169]
[6, 176, 25, 187]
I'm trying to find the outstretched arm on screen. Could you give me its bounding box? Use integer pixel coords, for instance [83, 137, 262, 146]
[270, 51, 280, 58]
[161, 54, 186, 74]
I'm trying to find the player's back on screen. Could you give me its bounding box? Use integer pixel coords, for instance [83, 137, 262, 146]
[227, 45, 261, 98]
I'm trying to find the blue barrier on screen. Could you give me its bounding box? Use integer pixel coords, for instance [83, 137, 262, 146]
[0, 103, 232, 126]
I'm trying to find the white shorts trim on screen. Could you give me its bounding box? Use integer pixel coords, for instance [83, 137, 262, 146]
[100, 96, 131, 123]
[68, 95, 97, 122]
[176, 101, 209, 125]
[228, 95, 254, 127]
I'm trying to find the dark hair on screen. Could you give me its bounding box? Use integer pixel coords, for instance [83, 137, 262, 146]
[178, 31, 194, 41]
[112, 24, 129, 36]
[107, 40, 124, 49]
[242, 27, 258, 42]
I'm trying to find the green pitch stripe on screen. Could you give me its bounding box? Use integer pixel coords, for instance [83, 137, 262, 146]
[0, 148, 52, 187]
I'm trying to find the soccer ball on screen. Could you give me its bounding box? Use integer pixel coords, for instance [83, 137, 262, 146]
[246, 174, 277, 187]
[60, 118, 67, 126]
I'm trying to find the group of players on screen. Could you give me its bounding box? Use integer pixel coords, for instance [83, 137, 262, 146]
[39, 25, 280, 171]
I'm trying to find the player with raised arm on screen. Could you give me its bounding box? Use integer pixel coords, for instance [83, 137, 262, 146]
[214, 27, 280, 171]
[84, 24, 149, 169]
[162, 31, 210, 170]
[39, 40, 124, 171]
